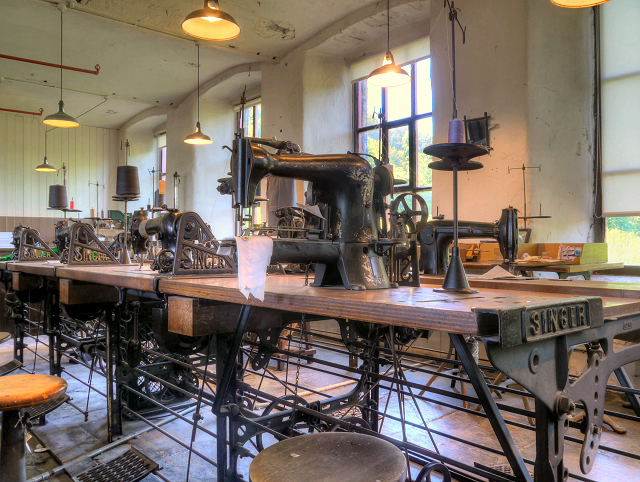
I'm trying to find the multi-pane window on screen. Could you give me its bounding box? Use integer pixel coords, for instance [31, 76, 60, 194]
[236, 101, 261, 137]
[157, 133, 167, 206]
[354, 57, 433, 211]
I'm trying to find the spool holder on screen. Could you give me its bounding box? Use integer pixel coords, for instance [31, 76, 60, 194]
[112, 195, 139, 265]
[424, 142, 487, 294]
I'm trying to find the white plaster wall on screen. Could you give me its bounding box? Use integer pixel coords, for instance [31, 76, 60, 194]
[302, 52, 352, 154]
[526, 1, 595, 242]
[166, 94, 236, 239]
[430, 0, 595, 241]
[261, 51, 305, 147]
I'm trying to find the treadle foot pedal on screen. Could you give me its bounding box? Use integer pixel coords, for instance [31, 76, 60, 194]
[24, 394, 70, 421]
[0, 359, 22, 376]
[72, 447, 159, 482]
[474, 462, 533, 480]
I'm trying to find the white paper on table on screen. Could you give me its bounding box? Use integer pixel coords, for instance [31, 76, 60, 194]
[235, 236, 274, 301]
[475, 266, 520, 280]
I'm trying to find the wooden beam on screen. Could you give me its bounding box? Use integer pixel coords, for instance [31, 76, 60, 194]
[59, 279, 119, 305]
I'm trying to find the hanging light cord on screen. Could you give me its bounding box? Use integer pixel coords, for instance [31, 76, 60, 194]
[197, 44, 200, 123]
[60, 10, 63, 102]
[387, 0, 390, 51]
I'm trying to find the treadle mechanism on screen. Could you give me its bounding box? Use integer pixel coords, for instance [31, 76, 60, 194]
[24, 394, 70, 421]
[72, 447, 159, 482]
[0, 359, 23, 376]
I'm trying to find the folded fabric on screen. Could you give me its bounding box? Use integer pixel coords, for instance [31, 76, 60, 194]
[235, 236, 274, 301]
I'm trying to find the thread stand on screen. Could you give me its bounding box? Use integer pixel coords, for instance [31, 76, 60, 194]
[111, 195, 139, 264]
[423, 143, 487, 293]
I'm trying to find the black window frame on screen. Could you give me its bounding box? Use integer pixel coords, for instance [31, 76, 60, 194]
[352, 55, 432, 194]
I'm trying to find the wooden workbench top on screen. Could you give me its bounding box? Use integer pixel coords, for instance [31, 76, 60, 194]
[6, 260, 61, 277]
[421, 275, 640, 299]
[463, 261, 624, 273]
[158, 275, 640, 336]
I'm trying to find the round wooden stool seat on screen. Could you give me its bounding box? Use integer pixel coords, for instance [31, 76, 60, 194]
[0, 332, 10, 344]
[249, 432, 407, 482]
[0, 375, 67, 411]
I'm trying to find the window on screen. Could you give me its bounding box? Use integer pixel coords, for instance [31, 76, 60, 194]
[353, 57, 433, 212]
[236, 100, 261, 137]
[157, 133, 167, 204]
[600, 0, 640, 264]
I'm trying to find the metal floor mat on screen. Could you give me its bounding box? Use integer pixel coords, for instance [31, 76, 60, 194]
[72, 447, 159, 482]
[0, 358, 22, 376]
[24, 394, 70, 421]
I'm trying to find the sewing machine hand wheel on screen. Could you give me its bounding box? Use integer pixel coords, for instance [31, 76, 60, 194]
[390, 193, 429, 234]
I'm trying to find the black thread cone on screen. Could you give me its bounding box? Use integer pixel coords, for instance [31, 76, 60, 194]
[434, 246, 479, 294]
[116, 165, 140, 196]
[49, 184, 68, 209]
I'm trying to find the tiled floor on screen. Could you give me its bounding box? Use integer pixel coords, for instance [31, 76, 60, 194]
[1, 326, 639, 482]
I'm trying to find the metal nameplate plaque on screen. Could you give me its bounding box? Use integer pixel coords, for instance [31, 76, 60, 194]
[524, 301, 591, 342]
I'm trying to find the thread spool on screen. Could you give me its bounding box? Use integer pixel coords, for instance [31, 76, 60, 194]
[154, 191, 165, 207]
[448, 119, 465, 144]
[49, 184, 68, 209]
[116, 165, 140, 196]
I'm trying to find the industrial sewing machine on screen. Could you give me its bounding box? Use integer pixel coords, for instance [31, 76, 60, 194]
[217, 135, 407, 290]
[129, 208, 236, 275]
[11, 224, 59, 261]
[419, 207, 519, 274]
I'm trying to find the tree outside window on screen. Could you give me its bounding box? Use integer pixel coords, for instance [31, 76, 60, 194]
[354, 57, 433, 215]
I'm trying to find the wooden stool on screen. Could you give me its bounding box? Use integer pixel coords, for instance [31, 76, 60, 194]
[0, 375, 67, 482]
[0, 333, 10, 344]
[249, 432, 407, 482]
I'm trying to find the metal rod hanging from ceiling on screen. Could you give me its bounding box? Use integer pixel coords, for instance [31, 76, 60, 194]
[0, 107, 43, 116]
[0, 53, 100, 75]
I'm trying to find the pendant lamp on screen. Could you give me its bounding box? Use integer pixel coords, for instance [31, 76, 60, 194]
[367, 0, 411, 88]
[182, 0, 241, 41]
[44, 7, 79, 128]
[35, 130, 57, 172]
[550, 0, 610, 6]
[185, 44, 213, 145]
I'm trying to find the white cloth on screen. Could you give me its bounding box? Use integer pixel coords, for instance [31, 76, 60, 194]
[235, 236, 274, 301]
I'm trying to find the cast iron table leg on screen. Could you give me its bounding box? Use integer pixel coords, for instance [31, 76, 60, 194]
[105, 304, 122, 442]
[615, 366, 640, 417]
[214, 304, 252, 482]
[0, 410, 25, 482]
[449, 333, 533, 482]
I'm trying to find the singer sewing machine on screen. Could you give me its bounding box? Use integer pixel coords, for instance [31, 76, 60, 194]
[218, 135, 407, 290]
[419, 207, 519, 275]
[129, 209, 236, 275]
[11, 224, 59, 261]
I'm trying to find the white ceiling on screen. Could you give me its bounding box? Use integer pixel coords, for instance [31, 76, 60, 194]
[0, 0, 429, 130]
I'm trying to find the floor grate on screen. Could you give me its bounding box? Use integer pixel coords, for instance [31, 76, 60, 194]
[72, 447, 159, 482]
[0, 358, 22, 376]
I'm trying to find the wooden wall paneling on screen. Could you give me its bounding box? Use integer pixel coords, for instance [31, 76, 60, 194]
[23, 117, 32, 220]
[96, 128, 105, 215]
[82, 126, 91, 214]
[0, 114, 7, 229]
[7, 115, 16, 219]
[30, 120, 40, 219]
[60, 128, 69, 219]
[103, 130, 110, 212]
[75, 125, 85, 215]
[68, 126, 76, 215]
[89, 127, 98, 216]
[15, 117, 24, 219]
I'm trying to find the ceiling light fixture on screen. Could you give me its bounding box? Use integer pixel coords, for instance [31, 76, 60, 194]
[184, 44, 213, 145]
[35, 130, 57, 172]
[550, 0, 611, 6]
[44, 6, 79, 128]
[182, 0, 241, 41]
[367, 0, 411, 88]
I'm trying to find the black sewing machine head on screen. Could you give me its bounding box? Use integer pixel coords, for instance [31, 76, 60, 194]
[219, 136, 395, 290]
[130, 209, 236, 275]
[419, 207, 519, 274]
[11, 224, 59, 262]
